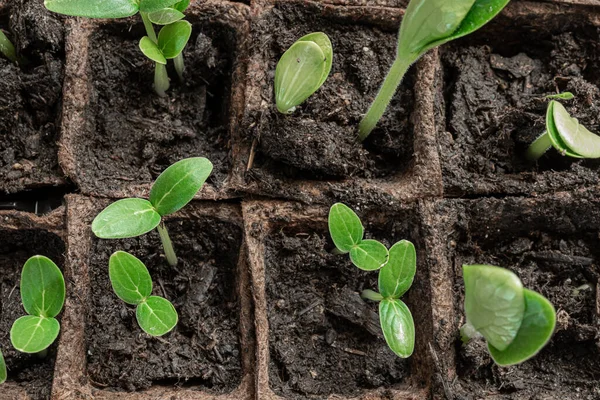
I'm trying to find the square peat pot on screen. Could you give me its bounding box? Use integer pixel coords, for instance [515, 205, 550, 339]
[0, 0, 67, 193]
[243, 201, 435, 399]
[425, 189, 600, 398]
[51, 196, 254, 399]
[0, 207, 66, 400]
[59, 2, 250, 200]
[239, 1, 442, 205]
[438, 1, 600, 197]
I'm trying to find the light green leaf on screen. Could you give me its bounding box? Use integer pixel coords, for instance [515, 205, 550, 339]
[10, 316, 60, 353]
[0, 349, 6, 384]
[546, 92, 574, 100]
[139, 0, 180, 13]
[297, 32, 333, 88]
[463, 264, 525, 352]
[350, 240, 389, 271]
[136, 296, 178, 336]
[21, 256, 65, 318]
[92, 198, 162, 239]
[378, 240, 416, 298]
[157, 20, 192, 59]
[149, 157, 213, 216]
[550, 101, 600, 158]
[109, 251, 152, 305]
[44, 0, 139, 18]
[489, 289, 556, 366]
[173, 0, 190, 12]
[328, 203, 364, 253]
[148, 8, 185, 25]
[0, 31, 17, 63]
[545, 101, 581, 158]
[139, 36, 167, 65]
[379, 299, 415, 358]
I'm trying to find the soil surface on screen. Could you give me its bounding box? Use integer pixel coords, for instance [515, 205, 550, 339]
[247, 3, 415, 182]
[86, 216, 243, 392]
[0, 0, 64, 193]
[0, 229, 65, 400]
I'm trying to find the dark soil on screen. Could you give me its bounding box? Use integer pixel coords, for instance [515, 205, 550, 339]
[0, 0, 64, 193]
[247, 3, 415, 181]
[0, 229, 66, 400]
[75, 20, 236, 194]
[86, 216, 243, 392]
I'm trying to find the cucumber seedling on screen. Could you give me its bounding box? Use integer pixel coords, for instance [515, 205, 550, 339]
[359, 0, 511, 140]
[92, 157, 213, 267]
[0, 29, 17, 63]
[329, 203, 416, 358]
[109, 251, 178, 336]
[10, 256, 65, 354]
[0, 348, 6, 384]
[274, 32, 333, 114]
[461, 264, 556, 366]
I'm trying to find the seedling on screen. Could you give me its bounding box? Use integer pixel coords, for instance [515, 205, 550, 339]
[358, 0, 511, 140]
[44, 0, 192, 96]
[461, 265, 556, 366]
[10, 256, 65, 354]
[92, 157, 213, 267]
[526, 93, 600, 161]
[274, 32, 332, 114]
[329, 203, 416, 358]
[0, 349, 6, 384]
[0, 30, 17, 63]
[109, 251, 178, 336]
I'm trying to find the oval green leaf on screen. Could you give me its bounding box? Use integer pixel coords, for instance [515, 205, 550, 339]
[173, 0, 190, 12]
[44, 0, 139, 18]
[109, 251, 152, 305]
[21, 256, 65, 318]
[136, 296, 178, 336]
[297, 32, 333, 88]
[551, 101, 600, 158]
[489, 289, 556, 366]
[379, 240, 416, 299]
[0, 30, 17, 63]
[463, 264, 525, 351]
[139, 0, 180, 13]
[328, 203, 364, 253]
[139, 36, 167, 65]
[350, 239, 389, 271]
[545, 101, 581, 158]
[148, 8, 185, 25]
[157, 20, 192, 59]
[92, 198, 162, 239]
[380, 299, 415, 358]
[149, 157, 213, 216]
[0, 349, 6, 384]
[10, 316, 60, 353]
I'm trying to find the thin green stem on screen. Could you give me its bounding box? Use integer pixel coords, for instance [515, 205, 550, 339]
[140, 12, 158, 43]
[361, 289, 384, 302]
[174, 53, 185, 82]
[526, 131, 552, 162]
[157, 222, 178, 266]
[0, 30, 17, 63]
[331, 247, 345, 255]
[154, 63, 170, 97]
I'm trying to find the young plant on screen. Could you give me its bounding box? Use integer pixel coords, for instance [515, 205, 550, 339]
[0, 30, 17, 63]
[274, 32, 332, 114]
[92, 157, 212, 267]
[329, 203, 416, 358]
[10, 256, 65, 354]
[109, 251, 178, 336]
[358, 0, 511, 140]
[461, 264, 556, 366]
[0, 349, 6, 384]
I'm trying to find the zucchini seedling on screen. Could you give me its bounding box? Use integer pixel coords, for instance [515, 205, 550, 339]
[109, 251, 178, 336]
[461, 264, 556, 366]
[92, 157, 213, 267]
[0, 30, 17, 63]
[359, 0, 511, 140]
[329, 203, 416, 358]
[10, 256, 65, 354]
[274, 32, 333, 114]
[0, 348, 6, 384]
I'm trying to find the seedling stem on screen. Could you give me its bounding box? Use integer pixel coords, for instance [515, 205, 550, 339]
[361, 289, 384, 302]
[526, 130, 552, 161]
[174, 53, 184, 82]
[157, 222, 177, 266]
[141, 12, 169, 97]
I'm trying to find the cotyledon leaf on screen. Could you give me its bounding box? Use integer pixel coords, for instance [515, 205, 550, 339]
[328, 203, 364, 253]
[136, 296, 178, 336]
[350, 239, 389, 271]
[379, 299, 415, 358]
[92, 198, 162, 239]
[148, 8, 185, 25]
[139, 36, 167, 65]
[20, 256, 65, 318]
[44, 0, 139, 18]
[10, 315, 60, 353]
[0, 348, 6, 384]
[109, 251, 153, 305]
[378, 240, 416, 298]
[297, 32, 332, 88]
[139, 0, 181, 13]
[551, 101, 600, 158]
[157, 20, 192, 59]
[545, 101, 582, 158]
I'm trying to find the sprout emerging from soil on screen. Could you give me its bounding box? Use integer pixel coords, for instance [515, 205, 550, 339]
[329, 203, 416, 358]
[461, 264, 556, 366]
[0, 30, 17, 63]
[10, 256, 65, 354]
[109, 251, 178, 336]
[274, 32, 333, 114]
[358, 0, 511, 140]
[0, 349, 6, 384]
[92, 157, 212, 267]
[44, 0, 192, 96]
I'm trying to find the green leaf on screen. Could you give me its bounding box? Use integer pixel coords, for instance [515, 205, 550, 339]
[136, 296, 178, 336]
[139, 36, 167, 65]
[328, 203, 364, 253]
[21, 256, 65, 318]
[550, 101, 600, 158]
[0, 349, 6, 384]
[0, 30, 17, 63]
[379, 299, 415, 358]
[149, 157, 213, 216]
[489, 289, 556, 366]
[139, 0, 180, 13]
[545, 101, 581, 158]
[350, 240, 389, 271]
[157, 20, 192, 59]
[463, 265, 525, 352]
[172, 0, 190, 12]
[378, 240, 416, 298]
[148, 8, 185, 25]
[109, 251, 152, 305]
[92, 198, 162, 239]
[44, 0, 139, 18]
[546, 92, 574, 100]
[297, 32, 333, 88]
[10, 316, 60, 353]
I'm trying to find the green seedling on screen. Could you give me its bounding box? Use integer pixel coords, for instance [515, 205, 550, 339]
[109, 251, 178, 336]
[329, 203, 416, 358]
[10, 256, 65, 354]
[0, 349, 6, 384]
[358, 0, 511, 140]
[45, 0, 192, 96]
[0, 30, 17, 63]
[527, 94, 600, 161]
[92, 157, 213, 267]
[461, 265, 556, 366]
[274, 32, 333, 114]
